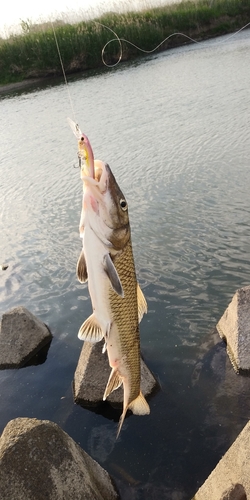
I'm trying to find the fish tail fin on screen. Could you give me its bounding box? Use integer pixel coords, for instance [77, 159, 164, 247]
[129, 391, 150, 416]
[116, 391, 150, 439]
[116, 406, 128, 439]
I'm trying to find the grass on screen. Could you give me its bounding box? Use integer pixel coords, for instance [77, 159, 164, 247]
[0, 0, 249, 85]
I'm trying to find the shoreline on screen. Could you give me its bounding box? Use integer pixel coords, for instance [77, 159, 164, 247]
[0, 78, 45, 95]
[1, 20, 250, 96]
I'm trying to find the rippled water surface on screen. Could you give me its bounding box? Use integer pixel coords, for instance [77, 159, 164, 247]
[1, 29, 250, 499]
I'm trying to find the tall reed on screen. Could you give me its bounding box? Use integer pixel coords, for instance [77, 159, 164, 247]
[0, 0, 249, 84]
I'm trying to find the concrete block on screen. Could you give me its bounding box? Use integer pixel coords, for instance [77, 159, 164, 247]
[216, 286, 250, 372]
[73, 340, 158, 407]
[0, 418, 119, 500]
[192, 420, 250, 500]
[0, 306, 52, 369]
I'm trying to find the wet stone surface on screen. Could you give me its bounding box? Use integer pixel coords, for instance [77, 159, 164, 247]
[0, 306, 52, 369]
[0, 417, 119, 500]
[73, 340, 159, 408]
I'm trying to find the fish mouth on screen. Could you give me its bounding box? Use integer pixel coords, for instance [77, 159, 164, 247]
[93, 161, 104, 182]
[82, 160, 108, 197]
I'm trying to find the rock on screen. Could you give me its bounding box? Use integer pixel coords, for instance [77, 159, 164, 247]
[73, 341, 158, 407]
[192, 420, 250, 500]
[1, 264, 8, 270]
[0, 306, 52, 369]
[216, 286, 250, 372]
[0, 418, 119, 500]
[221, 483, 247, 500]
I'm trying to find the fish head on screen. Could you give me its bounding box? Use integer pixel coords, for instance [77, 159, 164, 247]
[83, 161, 130, 251]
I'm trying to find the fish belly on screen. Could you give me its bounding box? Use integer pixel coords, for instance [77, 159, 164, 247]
[83, 226, 112, 334]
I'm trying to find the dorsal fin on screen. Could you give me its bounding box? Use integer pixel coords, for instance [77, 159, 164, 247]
[78, 313, 103, 342]
[137, 284, 147, 322]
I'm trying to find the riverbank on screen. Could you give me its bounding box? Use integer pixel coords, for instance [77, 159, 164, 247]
[0, 79, 43, 94]
[0, 0, 249, 87]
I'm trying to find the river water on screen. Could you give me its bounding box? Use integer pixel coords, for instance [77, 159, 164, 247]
[1, 29, 250, 499]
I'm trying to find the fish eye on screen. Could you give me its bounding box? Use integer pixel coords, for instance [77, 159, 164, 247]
[120, 199, 127, 211]
[80, 136, 84, 142]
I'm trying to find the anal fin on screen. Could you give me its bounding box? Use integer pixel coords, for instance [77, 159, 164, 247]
[103, 368, 123, 400]
[78, 313, 103, 342]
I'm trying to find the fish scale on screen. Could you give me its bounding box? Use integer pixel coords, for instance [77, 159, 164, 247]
[109, 241, 141, 404]
[109, 241, 141, 405]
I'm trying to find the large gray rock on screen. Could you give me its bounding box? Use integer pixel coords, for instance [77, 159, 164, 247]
[216, 286, 250, 372]
[192, 420, 250, 499]
[0, 418, 119, 500]
[0, 306, 52, 369]
[73, 341, 158, 407]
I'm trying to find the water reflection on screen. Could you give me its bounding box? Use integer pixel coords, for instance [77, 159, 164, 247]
[0, 28, 250, 499]
[88, 424, 116, 463]
[24, 340, 52, 367]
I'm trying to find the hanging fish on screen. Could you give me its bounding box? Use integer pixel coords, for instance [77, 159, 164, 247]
[69, 120, 150, 437]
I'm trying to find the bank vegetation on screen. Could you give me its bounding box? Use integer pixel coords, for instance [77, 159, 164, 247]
[0, 0, 249, 85]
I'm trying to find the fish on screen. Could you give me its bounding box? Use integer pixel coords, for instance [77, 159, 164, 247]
[69, 119, 150, 437]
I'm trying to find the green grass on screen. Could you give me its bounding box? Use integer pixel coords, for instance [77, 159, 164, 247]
[0, 0, 249, 85]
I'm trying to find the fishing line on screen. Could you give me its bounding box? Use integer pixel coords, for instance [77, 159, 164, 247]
[51, 22, 77, 123]
[51, 17, 250, 130]
[96, 20, 250, 68]
[51, 22, 82, 170]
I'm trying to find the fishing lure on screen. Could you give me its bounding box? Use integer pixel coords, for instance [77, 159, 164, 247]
[68, 118, 94, 179]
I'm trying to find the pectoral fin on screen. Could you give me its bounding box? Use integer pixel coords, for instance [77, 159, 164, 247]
[76, 250, 88, 283]
[103, 253, 124, 297]
[78, 313, 103, 342]
[103, 367, 123, 400]
[137, 284, 147, 322]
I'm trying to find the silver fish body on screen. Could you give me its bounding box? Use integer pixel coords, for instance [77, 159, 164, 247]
[77, 161, 149, 436]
